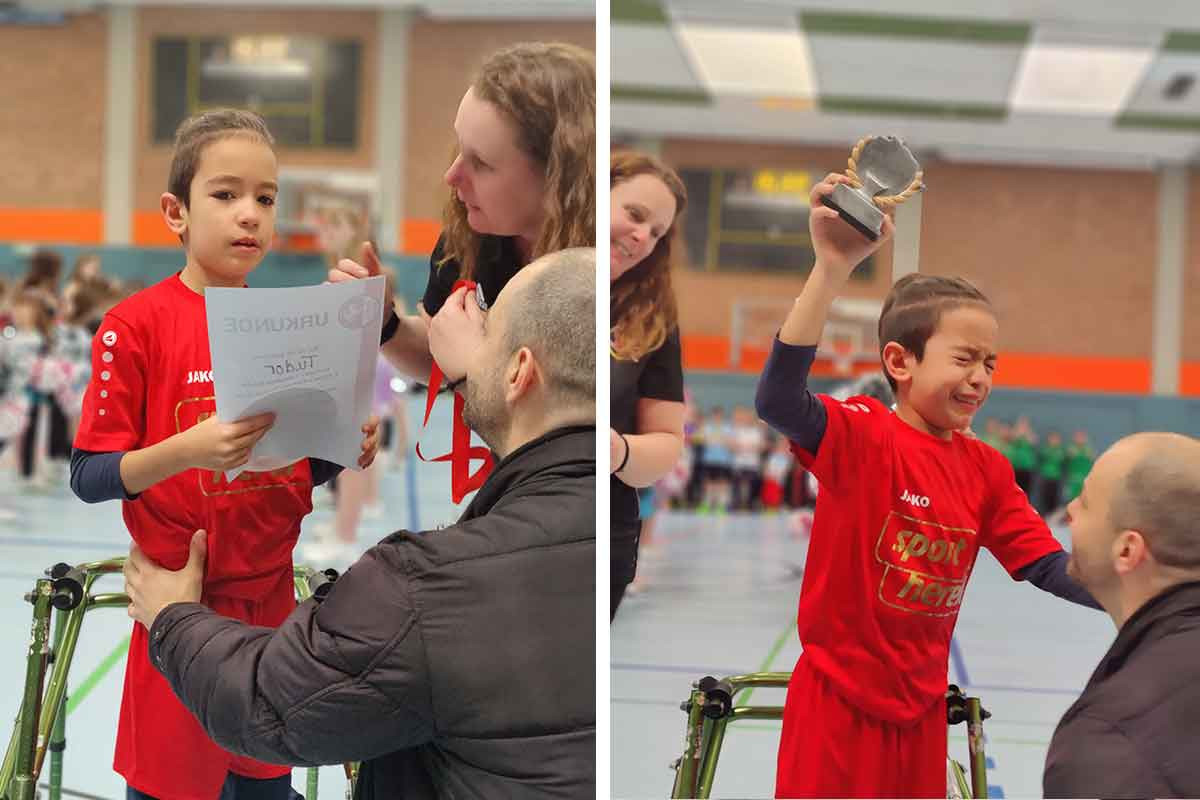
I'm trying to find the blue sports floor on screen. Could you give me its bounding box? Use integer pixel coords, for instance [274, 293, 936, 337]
[0, 392, 467, 800]
[611, 510, 1114, 799]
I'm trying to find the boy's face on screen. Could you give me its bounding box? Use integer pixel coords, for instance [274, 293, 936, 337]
[167, 135, 278, 281]
[900, 306, 998, 435]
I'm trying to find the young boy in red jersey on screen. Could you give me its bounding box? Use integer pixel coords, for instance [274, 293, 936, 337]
[70, 109, 380, 800]
[755, 173, 1101, 799]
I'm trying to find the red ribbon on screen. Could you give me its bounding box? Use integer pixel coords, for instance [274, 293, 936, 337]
[415, 279, 494, 503]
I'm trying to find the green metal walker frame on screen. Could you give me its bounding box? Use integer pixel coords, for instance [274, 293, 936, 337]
[668, 672, 990, 799]
[0, 558, 358, 800]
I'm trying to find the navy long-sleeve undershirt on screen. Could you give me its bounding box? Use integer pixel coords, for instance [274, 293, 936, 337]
[754, 336, 1100, 611]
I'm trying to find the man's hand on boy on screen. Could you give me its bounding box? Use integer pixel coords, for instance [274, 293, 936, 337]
[359, 415, 381, 469]
[428, 285, 485, 383]
[178, 413, 275, 471]
[808, 172, 895, 281]
[124, 530, 206, 630]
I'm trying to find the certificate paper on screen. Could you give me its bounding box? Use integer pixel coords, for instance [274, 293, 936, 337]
[205, 276, 385, 479]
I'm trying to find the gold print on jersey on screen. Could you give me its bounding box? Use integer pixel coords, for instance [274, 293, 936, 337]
[174, 396, 309, 497]
[874, 511, 978, 618]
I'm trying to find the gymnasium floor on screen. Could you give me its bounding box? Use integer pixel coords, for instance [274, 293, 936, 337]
[611, 510, 1115, 799]
[0, 391, 466, 800]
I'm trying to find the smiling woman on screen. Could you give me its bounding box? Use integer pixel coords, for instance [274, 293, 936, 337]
[609, 150, 689, 618]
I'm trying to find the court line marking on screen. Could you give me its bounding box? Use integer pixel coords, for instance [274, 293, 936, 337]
[65, 635, 130, 715]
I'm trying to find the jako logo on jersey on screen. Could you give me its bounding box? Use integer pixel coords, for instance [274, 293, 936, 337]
[101, 330, 117, 347]
[900, 489, 930, 508]
[186, 370, 213, 385]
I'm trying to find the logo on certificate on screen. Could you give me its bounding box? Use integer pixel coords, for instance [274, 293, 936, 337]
[339, 294, 381, 330]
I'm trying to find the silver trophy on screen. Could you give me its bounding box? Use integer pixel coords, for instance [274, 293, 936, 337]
[820, 136, 923, 241]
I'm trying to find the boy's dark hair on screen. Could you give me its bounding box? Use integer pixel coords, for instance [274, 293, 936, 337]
[167, 109, 275, 208]
[877, 274, 993, 393]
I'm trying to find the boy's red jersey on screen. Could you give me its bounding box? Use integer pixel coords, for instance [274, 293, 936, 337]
[74, 273, 315, 794]
[789, 394, 1060, 722]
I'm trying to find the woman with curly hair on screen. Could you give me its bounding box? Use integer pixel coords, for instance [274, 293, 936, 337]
[610, 150, 688, 617]
[331, 41, 596, 381]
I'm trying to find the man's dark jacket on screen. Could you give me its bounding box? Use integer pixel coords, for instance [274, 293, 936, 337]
[149, 426, 596, 799]
[1044, 580, 1200, 798]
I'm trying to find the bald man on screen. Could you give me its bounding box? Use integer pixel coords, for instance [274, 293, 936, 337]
[123, 248, 597, 799]
[1044, 432, 1200, 798]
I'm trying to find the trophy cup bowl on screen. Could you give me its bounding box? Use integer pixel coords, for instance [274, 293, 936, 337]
[820, 136, 923, 241]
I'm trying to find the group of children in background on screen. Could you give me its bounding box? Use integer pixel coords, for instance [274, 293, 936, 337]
[0, 250, 128, 494]
[980, 416, 1095, 516]
[650, 397, 1096, 520]
[0, 246, 411, 548]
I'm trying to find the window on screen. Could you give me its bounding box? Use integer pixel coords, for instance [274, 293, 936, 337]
[680, 167, 875, 279]
[154, 35, 361, 148]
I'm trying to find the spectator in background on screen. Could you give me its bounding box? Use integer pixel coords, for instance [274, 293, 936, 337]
[699, 406, 733, 514]
[67, 252, 102, 286]
[61, 253, 118, 327]
[42, 276, 106, 445]
[302, 206, 390, 566]
[683, 395, 705, 508]
[730, 405, 766, 511]
[980, 418, 1008, 456]
[17, 249, 62, 300]
[1009, 415, 1038, 495]
[761, 435, 794, 512]
[10, 290, 68, 483]
[1065, 430, 1096, 503]
[0, 293, 40, 481]
[1037, 430, 1067, 515]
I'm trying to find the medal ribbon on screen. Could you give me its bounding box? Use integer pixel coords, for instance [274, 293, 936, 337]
[415, 279, 494, 503]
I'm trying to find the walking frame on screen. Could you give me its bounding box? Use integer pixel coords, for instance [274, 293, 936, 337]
[669, 672, 991, 799]
[0, 558, 357, 800]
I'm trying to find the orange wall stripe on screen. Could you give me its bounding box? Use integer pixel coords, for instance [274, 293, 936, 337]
[131, 210, 180, 247]
[401, 219, 441, 255]
[681, 336, 1152, 393]
[991, 352, 1149, 393]
[1180, 363, 1200, 396]
[0, 209, 102, 244]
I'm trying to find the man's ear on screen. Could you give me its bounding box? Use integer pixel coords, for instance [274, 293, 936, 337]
[504, 347, 540, 406]
[881, 341, 914, 389]
[1112, 529, 1150, 576]
[161, 192, 188, 238]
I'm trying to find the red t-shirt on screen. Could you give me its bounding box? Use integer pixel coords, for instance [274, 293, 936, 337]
[74, 274, 314, 793]
[75, 274, 314, 597]
[791, 394, 1060, 723]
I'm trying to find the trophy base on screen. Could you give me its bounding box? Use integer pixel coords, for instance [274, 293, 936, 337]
[821, 184, 884, 241]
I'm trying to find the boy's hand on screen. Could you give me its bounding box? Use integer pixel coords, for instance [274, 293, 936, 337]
[178, 413, 275, 471]
[428, 285, 486, 383]
[124, 530, 206, 630]
[329, 242, 397, 322]
[809, 173, 895, 283]
[358, 415, 381, 469]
